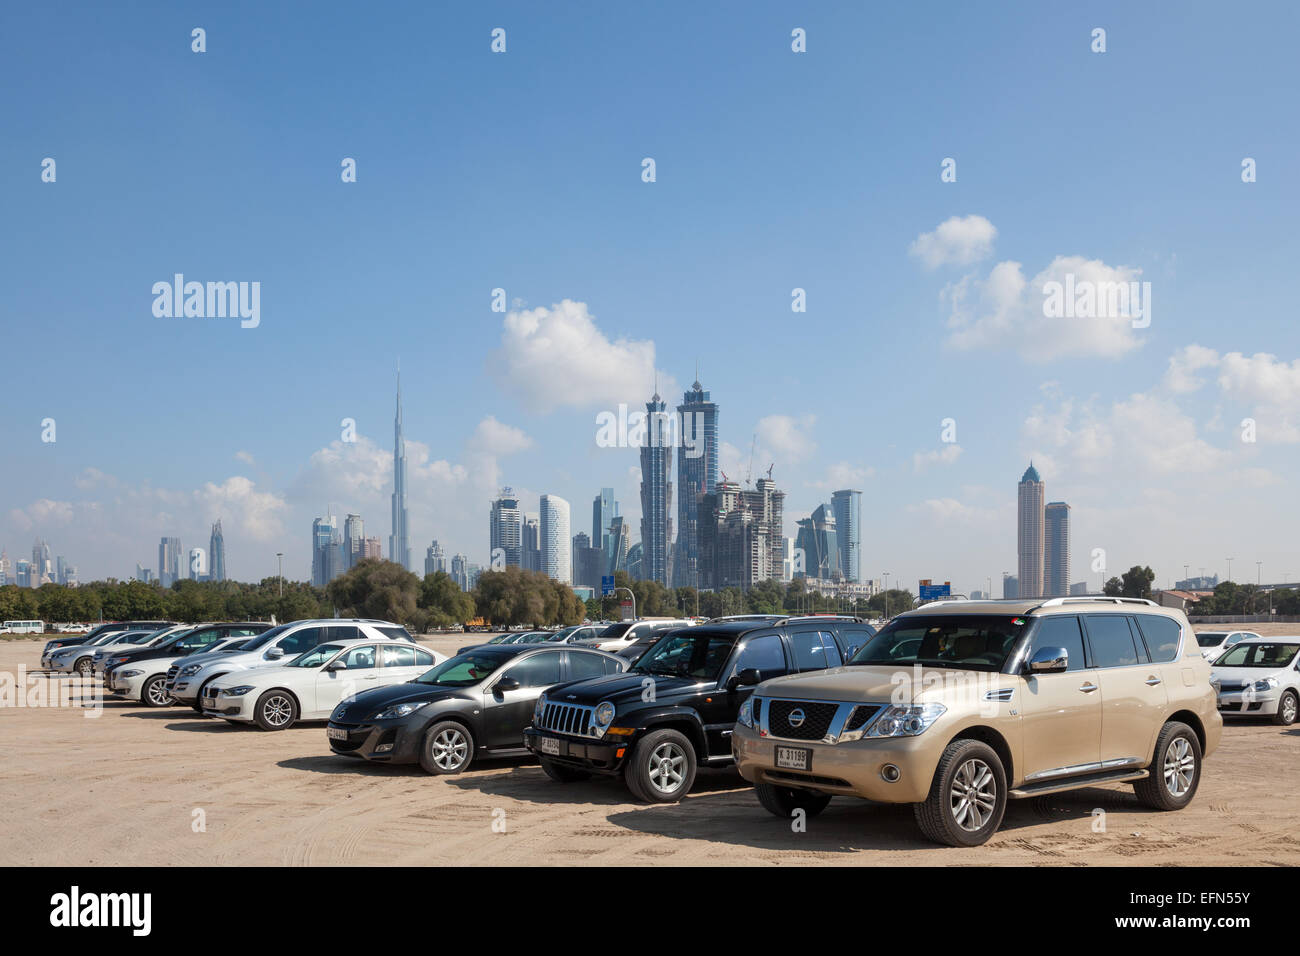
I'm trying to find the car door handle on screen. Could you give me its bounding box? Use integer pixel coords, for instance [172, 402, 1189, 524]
[1079, 682, 1099, 694]
[1144, 676, 1162, 686]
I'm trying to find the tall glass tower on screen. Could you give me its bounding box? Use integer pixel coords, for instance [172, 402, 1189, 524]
[830, 489, 861, 583]
[672, 377, 719, 588]
[208, 519, 226, 582]
[389, 370, 411, 571]
[639, 391, 673, 585]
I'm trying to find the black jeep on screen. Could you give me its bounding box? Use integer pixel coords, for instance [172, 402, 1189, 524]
[522, 616, 875, 802]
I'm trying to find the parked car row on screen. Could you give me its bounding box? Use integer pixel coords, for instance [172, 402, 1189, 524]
[50, 600, 1274, 848]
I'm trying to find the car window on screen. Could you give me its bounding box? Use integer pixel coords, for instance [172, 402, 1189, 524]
[327, 625, 361, 642]
[288, 643, 344, 668]
[852, 616, 1025, 672]
[733, 634, 786, 681]
[337, 644, 379, 669]
[502, 652, 562, 688]
[835, 626, 875, 659]
[228, 627, 263, 637]
[567, 651, 608, 681]
[603, 655, 624, 674]
[278, 627, 323, 656]
[790, 629, 839, 671]
[1134, 615, 1182, 663]
[377, 626, 414, 642]
[380, 644, 419, 668]
[1195, 632, 1228, 648]
[1225, 633, 1244, 647]
[1083, 615, 1140, 668]
[413, 648, 435, 666]
[1028, 616, 1087, 671]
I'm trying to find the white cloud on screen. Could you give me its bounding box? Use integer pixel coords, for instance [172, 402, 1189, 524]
[943, 255, 1147, 360]
[909, 215, 997, 269]
[234, 450, 256, 465]
[1162, 346, 1300, 442]
[808, 461, 875, 490]
[494, 299, 666, 412]
[756, 414, 816, 462]
[912, 444, 963, 473]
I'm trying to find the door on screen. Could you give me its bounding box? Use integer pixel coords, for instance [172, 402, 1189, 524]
[704, 633, 788, 757]
[377, 643, 435, 683]
[312, 644, 382, 717]
[1019, 615, 1102, 780]
[1083, 615, 1168, 766]
[787, 627, 843, 673]
[481, 650, 563, 749]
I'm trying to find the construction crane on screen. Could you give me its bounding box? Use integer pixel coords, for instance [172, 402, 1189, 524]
[744, 434, 756, 487]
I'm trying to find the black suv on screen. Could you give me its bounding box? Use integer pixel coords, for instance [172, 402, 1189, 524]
[523, 616, 876, 802]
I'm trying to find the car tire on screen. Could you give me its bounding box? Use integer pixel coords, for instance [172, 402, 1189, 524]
[74, 657, 94, 676]
[1273, 690, 1298, 726]
[625, 729, 697, 803]
[754, 782, 832, 818]
[141, 675, 174, 708]
[538, 757, 590, 783]
[419, 721, 475, 774]
[253, 690, 298, 731]
[913, 738, 1007, 847]
[1134, 721, 1202, 811]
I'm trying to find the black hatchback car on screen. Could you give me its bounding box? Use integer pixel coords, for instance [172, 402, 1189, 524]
[523, 616, 876, 802]
[327, 643, 627, 774]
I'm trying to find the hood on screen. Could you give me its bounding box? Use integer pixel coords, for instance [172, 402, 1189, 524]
[115, 655, 182, 673]
[750, 664, 1004, 704]
[332, 681, 470, 722]
[1211, 665, 1287, 685]
[544, 672, 710, 707]
[210, 664, 297, 689]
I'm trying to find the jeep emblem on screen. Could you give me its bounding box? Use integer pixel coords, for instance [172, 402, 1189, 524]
[788, 707, 806, 728]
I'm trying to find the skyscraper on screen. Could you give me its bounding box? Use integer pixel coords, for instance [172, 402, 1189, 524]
[188, 547, 206, 581]
[389, 371, 411, 571]
[343, 514, 365, 570]
[450, 553, 469, 590]
[672, 377, 719, 588]
[490, 488, 523, 568]
[697, 476, 785, 591]
[830, 489, 862, 583]
[312, 514, 342, 588]
[32, 538, 52, 586]
[592, 488, 617, 552]
[639, 391, 674, 585]
[794, 503, 840, 580]
[522, 515, 541, 572]
[424, 539, 447, 577]
[1045, 501, 1071, 598]
[209, 519, 226, 582]
[0, 550, 9, 587]
[604, 515, 631, 576]
[1017, 463, 1046, 599]
[540, 494, 572, 584]
[158, 537, 182, 588]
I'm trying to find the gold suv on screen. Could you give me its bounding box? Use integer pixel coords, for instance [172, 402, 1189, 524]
[732, 598, 1221, 846]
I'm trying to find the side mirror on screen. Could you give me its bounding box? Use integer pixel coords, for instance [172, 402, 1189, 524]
[1027, 646, 1068, 674]
[326, 660, 347, 671]
[730, 668, 763, 689]
[266, 647, 284, 660]
[495, 676, 521, 693]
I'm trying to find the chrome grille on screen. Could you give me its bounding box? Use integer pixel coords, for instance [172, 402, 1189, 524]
[767, 700, 839, 741]
[165, 665, 179, 681]
[537, 701, 598, 737]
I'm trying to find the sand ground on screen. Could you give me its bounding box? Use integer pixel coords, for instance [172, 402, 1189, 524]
[2, 628, 1297, 866]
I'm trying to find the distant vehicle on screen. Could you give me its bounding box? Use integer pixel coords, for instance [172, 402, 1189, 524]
[545, 625, 604, 645]
[1196, 630, 1261, 662]
[575, 618, 696, 654]
[106, 632, 253, 707]
[92, 625, 193, 674]
[4, 620, 46, 635]
[1212, 637, 1300, 725]
[45, 629, 154, 675]
[42, 621, 173, 655]
[54, 623, 91, 633]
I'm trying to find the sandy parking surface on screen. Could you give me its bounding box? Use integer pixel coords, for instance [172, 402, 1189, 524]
[2, 630, 1298, 866]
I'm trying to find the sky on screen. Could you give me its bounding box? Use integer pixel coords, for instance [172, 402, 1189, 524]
[2, 1, 1299, 593]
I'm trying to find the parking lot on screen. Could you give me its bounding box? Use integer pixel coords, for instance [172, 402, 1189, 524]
[2, 632, 1298, 866]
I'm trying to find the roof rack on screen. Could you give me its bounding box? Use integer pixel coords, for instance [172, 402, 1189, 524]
[772, 615, 866, 626]
[1035, 597, 1159, 608]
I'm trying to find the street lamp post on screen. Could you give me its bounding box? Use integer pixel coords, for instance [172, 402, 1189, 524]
[1257, 561, 1262, 586]
[276, 552, 283, 598]
[883, 572, 892, 619]
[1226, 557, 1234, 582]
[613, 586, 636, 621]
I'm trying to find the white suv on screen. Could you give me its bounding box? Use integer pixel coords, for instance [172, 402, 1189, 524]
[1211, 636, 1300, 725]
[169, 619, 418, 709]
[576, 618, 696, 653]
[1196, 630, 1261, 661]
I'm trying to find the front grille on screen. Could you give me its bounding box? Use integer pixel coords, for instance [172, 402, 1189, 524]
[329, 732, 366, 752]
[844, 704, 881, 732]
[767, 700, 838, 741]
[537, 701, 597, 737]
[165, 665, 179, 681]
[765, 769, 853, 788]
[752, 698, 762, 723]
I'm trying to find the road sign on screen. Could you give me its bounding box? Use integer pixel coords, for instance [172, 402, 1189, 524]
[601, 575, 615, 596]
[919, 582, 951, 600]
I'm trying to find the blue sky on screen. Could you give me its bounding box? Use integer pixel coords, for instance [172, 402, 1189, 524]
[3, 1, 1299, 591]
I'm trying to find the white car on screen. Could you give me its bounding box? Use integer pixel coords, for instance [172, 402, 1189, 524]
[108, 634, 252, 707]
[576, 618, 696, 653]
[91, 625, 192, 674]
[45, 629, 155, 675]
[169, 619, 423, 709]
[1211, 636, 1300, 725]
[203, 638, 445, 730]
[1195, 629, 1261, 661]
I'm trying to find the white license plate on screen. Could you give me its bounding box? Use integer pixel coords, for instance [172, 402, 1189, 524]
[537, 736, 561, 756]
[201, 697, 217, 708]
[327, 727, 348, 741]
[775, 746, 811, 771]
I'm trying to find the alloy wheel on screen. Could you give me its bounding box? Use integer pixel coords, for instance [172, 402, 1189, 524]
[647, 741, 687, 794]
[262, 695, 293, 727]
[1163, 736, 1195, 796]
[431, 728, 468, 770]
[949, 758, 997, 832]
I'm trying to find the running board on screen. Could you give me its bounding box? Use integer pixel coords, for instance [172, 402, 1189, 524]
[1010, 768, 1148, 798]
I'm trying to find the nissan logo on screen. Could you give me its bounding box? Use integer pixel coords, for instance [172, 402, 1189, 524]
[788, 707, 806, 728]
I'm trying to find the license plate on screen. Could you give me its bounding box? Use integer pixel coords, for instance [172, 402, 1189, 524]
[537, 736, 561, 756]
[327, 727, 348, 741]
[201, 697, 217, 708]
[775, 746, 811, 771]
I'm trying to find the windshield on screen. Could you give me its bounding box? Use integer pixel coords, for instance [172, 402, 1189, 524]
[158, 628, 197, 649]
[288, 644, 344, 668]
[597, 622, 633, 640]
[117, 632, 154, 645]
[219, 639, 249, 652]
[850, 615, 1027, 672]
[632, 631, 737, 681]
[1214, 642, 1299, 668]
[414, 652, 505, 687]
[239, 624, 292, 651]
[548, 627, 579, 642]
[1196, 632, 1229, 647]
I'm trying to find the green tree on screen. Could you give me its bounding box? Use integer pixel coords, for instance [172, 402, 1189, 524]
[1118, 566, 1156, 600]
[418, 571, 476, 629]
[325, 559, 421, 625]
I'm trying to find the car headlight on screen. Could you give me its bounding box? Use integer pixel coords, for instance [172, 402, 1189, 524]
[738, 698, 754, 728]
[118, 669, 144, 678]
[224, 685, 255, 697]
[1253, 677, 1279, 692]
[179, 664, 203, 677]
[866, 703, 947, 738]
[534, 694, 547, 724]
[594, 701, 616, 728]
[374, 701, 427, 720]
